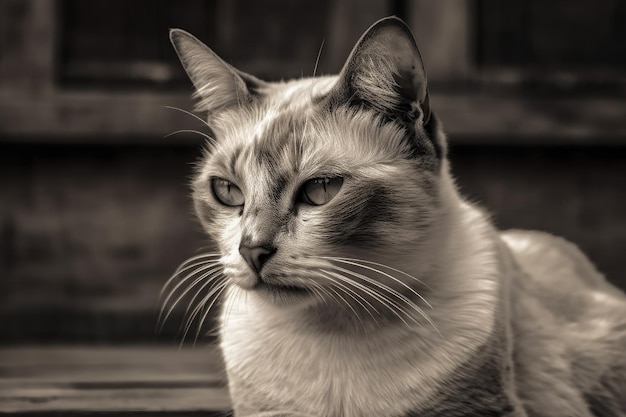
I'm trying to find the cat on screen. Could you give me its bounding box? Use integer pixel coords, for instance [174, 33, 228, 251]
[163, 16, 626, 417]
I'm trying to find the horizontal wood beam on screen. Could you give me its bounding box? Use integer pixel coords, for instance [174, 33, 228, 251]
[1, 91, 625, 145]
[0, 346, 231, 414]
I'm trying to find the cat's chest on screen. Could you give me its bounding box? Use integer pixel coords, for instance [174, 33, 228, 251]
[218, 295, 454, 417]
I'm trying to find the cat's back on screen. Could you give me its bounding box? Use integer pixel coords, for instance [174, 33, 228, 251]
[501, 230, 626, 417]
[502, 229, 625, 307]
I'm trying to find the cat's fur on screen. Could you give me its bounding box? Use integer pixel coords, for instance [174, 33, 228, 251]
[167, 17, 626, 417]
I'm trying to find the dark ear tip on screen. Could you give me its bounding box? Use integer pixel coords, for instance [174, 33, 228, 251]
[169, 28, 182, 45]
[359, 16, 417, 50]
[169, 28, 196, 46]
[370, 16, 411, 32]
[378, 15, 407, 24]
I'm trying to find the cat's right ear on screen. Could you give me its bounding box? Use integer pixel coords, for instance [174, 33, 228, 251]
[330, 17, 431, 126]
[169, 29, 267, 115]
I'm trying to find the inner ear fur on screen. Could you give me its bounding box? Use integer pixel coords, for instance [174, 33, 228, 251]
[332, 17, 431, 125]
[169, 29, 267, 115]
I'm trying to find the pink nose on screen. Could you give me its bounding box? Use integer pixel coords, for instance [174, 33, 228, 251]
[239, 245, 276, 273]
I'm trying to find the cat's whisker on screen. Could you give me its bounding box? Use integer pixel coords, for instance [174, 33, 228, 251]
[180, 279, 228, 348]
[165, 252, 221, 280]
[158, 266, 222, 332]
[307, 281, 329, 306]
[159, 262, 220, 315]
[330, 286, 378, 326]
[306, 284, 335, 328]
[312, 38, 325, 78]
[338, 272, 419, 328]
[158, 274, 206, 333]
[183, 270, 225, 319]
[161, 105, 212, 128]
[166, 251, 220, 273]
[309, 287, 328, 309]
[324, 283, 363, 323]
[329, 265, 439, 334]
[322, 257, 433, 308]
[177, 252, 221, 267]
[321, 269, 417, 327]
[312, 281, 344, 309]
[159, 257, 220, 299]
[170, 258, 216, 280]
[193, 283, 229, 346]
[162, 129, 216, 144]
[329, 264, 418, 309]
[322, 256, 432, 290]
[316, 271, 381, 323]
[182, 277, 227, 330]
[325, 265, 435, 331]
[322, 272, 381, 315]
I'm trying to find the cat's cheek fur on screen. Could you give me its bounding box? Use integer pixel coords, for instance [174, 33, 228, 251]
[319, 176, 438, 251]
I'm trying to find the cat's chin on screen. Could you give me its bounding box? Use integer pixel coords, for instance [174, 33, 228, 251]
[246, 280, 314, 306]
[254, 281, 310, 296]
[254, 281, 309, 293]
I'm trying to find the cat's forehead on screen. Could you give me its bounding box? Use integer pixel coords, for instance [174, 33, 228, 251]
[204, 77, 411, 184]
[213, 111, 401, 173]
[211, 77, 334, 141]
[209, 109, 320, 184]
[261, 76, 337, 109]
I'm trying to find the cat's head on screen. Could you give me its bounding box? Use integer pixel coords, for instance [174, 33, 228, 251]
[170, 17, 450, 311]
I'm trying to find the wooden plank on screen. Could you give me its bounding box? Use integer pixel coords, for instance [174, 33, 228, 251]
[0, 346, 231, 414]
[430, 94, 626, 143]
[0, 92, 199, 140]
[1, 91, 624, 144]
[1, 0, 625, 144]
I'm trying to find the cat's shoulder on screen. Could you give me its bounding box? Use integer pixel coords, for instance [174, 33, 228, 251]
[500, 229, 615, 291]
[501, 229, 626, 417]
[499, 228, 625, 350]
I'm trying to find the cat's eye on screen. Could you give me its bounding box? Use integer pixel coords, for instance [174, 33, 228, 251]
[211, 178, 244, 207]
[300, 177, 343, 206]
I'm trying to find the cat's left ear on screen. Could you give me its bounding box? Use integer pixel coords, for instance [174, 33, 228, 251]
[332, 17, 430, 125]
[169, 29, 267, 116]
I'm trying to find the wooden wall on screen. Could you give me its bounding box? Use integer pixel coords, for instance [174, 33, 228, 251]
[1, 0, 625, 343]
[1, 143, 624, 343]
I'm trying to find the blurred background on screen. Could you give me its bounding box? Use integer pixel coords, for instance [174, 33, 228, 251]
[1, 0, 625, 346]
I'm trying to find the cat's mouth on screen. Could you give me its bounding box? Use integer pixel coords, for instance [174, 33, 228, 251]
[254, 280, 310, 295]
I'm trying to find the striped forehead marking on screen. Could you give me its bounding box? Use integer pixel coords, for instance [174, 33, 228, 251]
[219, 110, 306, 205]
[228, 145, 243, 176]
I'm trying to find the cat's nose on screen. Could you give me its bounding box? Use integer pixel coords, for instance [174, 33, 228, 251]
[239, 244, 277, 274]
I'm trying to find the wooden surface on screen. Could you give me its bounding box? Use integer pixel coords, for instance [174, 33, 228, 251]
[1, 0, 625, 144]
[0, 346, 231, 415]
